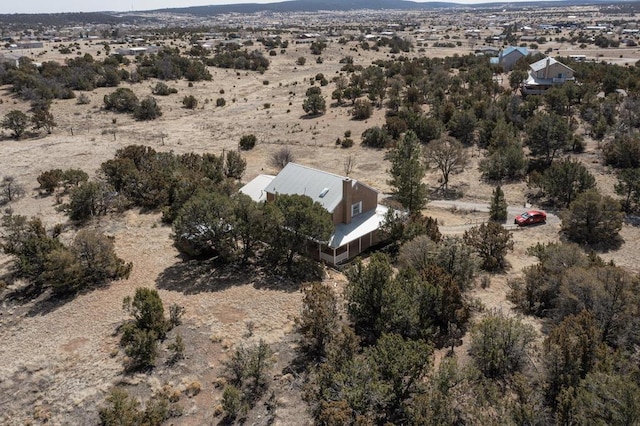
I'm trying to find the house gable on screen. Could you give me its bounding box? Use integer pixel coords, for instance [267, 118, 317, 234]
[530, 57, 574, 79]
[264, 163, 378, 225]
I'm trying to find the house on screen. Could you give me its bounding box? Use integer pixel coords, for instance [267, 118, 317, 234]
[0, 53, 24, 68]
[115, 47, 148, 56]
[489, 46, 529, 71]
[521, 56, 575, 95]
[240, 163, 394, 265]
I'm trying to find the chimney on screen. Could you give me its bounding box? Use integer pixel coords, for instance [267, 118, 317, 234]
[343, 178, 353, 224]
[544, 57, 550, 80]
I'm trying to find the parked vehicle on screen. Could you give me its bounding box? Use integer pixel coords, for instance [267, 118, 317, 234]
[514, 210, 547, 226]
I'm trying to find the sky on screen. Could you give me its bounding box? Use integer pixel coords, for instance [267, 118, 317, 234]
[0, 0, 534, 15]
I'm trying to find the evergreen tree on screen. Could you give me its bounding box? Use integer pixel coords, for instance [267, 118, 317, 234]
[561, 189, 623, 247]
[388, 131, 427, 213]
[489, 185, 508, 222]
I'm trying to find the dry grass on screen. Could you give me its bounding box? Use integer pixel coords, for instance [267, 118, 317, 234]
[0, 27, 639, 424]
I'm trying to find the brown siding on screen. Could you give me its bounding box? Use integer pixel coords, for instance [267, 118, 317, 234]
[360, 234, 372, 251]
[332, 204, 344, 225]
[342, 179, 353, 224]
[354, 183, 378, 214]
[371, 230, 383, 245]
[349, 240, 360, 257]
[337, 180, 379, 224]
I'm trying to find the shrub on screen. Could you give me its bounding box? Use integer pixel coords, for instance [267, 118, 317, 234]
[470, 311, 536, 380]
[361, 126, 391, 148]
[104, 88, 139, 113]
[168, 303, 185, 328]
[2, 110, 29, 139]
[62, 168, 89, 188]
[182, 95, 198, 109]
[302, 93, 326, 116]
[296, 56, 306, 66]
[222, 385, 246, 421]
[67, 181, 114, 221]
[464, 222, 514, 271]
[239, 134, 257, 150]
[152, 82, 177, 96]
[134, 96, 162, 120]
[352, 99, 373, 120]
[216, 97, 226, 107]
[0, 176, 25, 204]
[77, 93, 91, 105]
[123, 328, 158, 370]
[37, 169, 64, 194]
[270, 146, 294, 170]
[167, 334, 185, 364]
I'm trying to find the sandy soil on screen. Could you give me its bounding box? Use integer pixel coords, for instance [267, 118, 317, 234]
[0, 28, 639, 424]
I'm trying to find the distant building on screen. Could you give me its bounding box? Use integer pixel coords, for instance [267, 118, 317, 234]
[0, 53, 23, 67]
[115, 46, 159, 56]
[522, 56, 575, 95]
[519, 35, 538, 42]
[15, 41, 43, 49]
[490, 46, 529, 71]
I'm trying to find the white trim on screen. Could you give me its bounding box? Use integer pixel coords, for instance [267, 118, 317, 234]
[351, 201, 362, 217]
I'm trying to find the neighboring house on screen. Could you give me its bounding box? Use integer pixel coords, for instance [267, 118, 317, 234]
[240, 163, 394, 265]
[521, 56, 575, 95]
[477, 46, 500, 56]
[115, 47, 148, 56]
[0, 53, 23, 68]
[489, 46, 529, 71]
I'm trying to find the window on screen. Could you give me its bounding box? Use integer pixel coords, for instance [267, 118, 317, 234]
[351, 201, 362, 217]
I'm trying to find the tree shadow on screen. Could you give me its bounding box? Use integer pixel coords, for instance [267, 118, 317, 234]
[25, 291, 77, 317]
[624, 214, 640, 227]
[298, 112, 323, 120]
[1, 279, 77, 318]
[2, 280, 46, 306]
[587, 235, 625, 253]
[156, 259, 300, 295]
[429, 187, 463, 200]
[24, 282, 115, 317]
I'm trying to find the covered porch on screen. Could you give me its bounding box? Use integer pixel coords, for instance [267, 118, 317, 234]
[316, 204, 391, 265]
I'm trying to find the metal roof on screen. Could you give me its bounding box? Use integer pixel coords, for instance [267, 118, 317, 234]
[264, 163, 349, 213]
[329, 204, 392, 249]
[501, 46, 528, 57]
[530, 56, 574, 73]
[239, 174, 275, 202]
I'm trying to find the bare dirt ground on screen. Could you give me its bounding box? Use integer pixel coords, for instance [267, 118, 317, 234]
[1, 27, 639, 424]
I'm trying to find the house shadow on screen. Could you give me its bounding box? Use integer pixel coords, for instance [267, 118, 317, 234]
[155, 259, 300, 295]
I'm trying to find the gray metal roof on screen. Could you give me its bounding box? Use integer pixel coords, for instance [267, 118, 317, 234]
[329, 204, 391, 248]
[530, 56, 574, 73]
[239, 174, 275, 202]
[264, 163, 349, 213]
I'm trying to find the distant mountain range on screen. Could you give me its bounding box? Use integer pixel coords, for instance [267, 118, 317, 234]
[156, 0, 637, 15]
